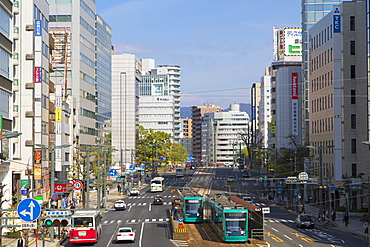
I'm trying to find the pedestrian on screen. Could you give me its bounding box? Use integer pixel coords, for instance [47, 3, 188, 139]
[364, 221, 369, 234]
[17, 237, 23, 247]
[343, 212, 349, 226]
[70, 204, 75, 214]
[106, 186, 110, 195]
[331, 210, 336, 222]
[117, 184, 121, 193]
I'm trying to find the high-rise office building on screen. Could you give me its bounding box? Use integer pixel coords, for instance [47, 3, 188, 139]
[202, 104, 249, 166]
[49, 0, 112, 146]
[139, 59, 181, 143]
[111, 53, 141, 167]
[301, 0, 343, 143]
[191, 105, 222, 165]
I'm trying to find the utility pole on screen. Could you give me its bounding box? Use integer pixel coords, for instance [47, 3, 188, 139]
[97, 151, 100, 209]
[319, 145, 323, 222]
[86, 149, 90, 209]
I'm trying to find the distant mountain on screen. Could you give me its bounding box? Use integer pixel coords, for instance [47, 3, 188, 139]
[180, 103, 251, 119]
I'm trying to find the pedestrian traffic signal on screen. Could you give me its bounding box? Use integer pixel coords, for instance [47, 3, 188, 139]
[44, 218, 70, 227]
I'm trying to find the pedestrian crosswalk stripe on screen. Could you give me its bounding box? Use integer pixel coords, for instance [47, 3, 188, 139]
[104, 220, 108, 224]
[131, 219, 136, 222]
[117, 220, 122, 224]
[152, 219, 156, 221]
[159, 218, 163, 221]
[145, 219, 149, 222]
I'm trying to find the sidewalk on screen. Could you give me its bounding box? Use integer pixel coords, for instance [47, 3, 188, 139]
[1, 182, 149, 247]
[302, 204, 369, 241]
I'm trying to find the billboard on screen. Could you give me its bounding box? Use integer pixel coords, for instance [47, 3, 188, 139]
[273, 27, 302, 61]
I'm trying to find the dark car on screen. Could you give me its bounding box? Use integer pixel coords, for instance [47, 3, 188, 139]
[296, 214, 314, 229]
[243, 172, 250, 178]
[152, 195, 164, 205]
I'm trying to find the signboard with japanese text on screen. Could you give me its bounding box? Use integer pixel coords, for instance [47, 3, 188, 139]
[34, 67, 42, 82]
[34, 20, 42, 36]
[291, 73, 299, 135]
[34, 164, 42, 180]
[55, 109, 62, 122]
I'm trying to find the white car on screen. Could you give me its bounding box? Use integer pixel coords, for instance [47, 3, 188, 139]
[242, 196, 253, 204]
[130, 188, 140, 196]
[114, 200, 126, 211]
[116, 227, 135, 242]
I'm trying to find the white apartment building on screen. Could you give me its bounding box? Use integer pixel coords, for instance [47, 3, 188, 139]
[12, 0, 56, 204]
[111, 54, 141, 167]
[259, 68, 272, 148]
[0, 0, 14, 207]
[202, 104, 249, 166]
[139, 59, 181, 143]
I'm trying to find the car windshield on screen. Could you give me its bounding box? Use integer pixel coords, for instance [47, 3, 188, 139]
[116, 201, 124, 203]
[300, 215, 311, 221]
[155, 196, 163, 200]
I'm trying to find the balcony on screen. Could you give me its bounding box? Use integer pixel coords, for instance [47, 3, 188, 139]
[13, 1, 19, 14]
[13, 53, 19, 66]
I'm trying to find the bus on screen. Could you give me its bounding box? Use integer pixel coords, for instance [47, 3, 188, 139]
[176, 167, 186, 177]
[69, 210, 102, 244]
[151, 177, 165, 192]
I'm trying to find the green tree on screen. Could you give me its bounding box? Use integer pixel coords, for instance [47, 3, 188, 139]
[166, 143, 188, 166]
[136, 126, 172, 166]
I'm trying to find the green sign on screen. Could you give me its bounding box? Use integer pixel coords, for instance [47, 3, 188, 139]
[21, 180, 29, 189]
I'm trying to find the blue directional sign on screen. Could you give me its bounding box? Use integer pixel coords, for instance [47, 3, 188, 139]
[109, 169, 117, 176]
[17, 198, 41, 222]
[330, 184, 336, 191]
[129, 165, 135, 171]
[140, 164, 145, 169]
[178, 217, 183, 223]
[277, 187, 282, 193]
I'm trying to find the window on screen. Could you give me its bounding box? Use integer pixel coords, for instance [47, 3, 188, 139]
[351, 163, 357, 177]
[351, 90, 356, 104]
[351, 139, 356, 154]
[351, 114, 356, 129]
[350, 41, 355, 55]
[350, 16, 355, 31]
[350, 65, 355, 79]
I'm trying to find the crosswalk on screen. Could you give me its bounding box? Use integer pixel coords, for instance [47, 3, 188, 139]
[171, 240, 189, 247]
[103, 218, 170, 224]
[127, 195, 176, 199]
[126, 202, 171, 206]
[102, 218, 295, 225]
[264, 219, 295, 223]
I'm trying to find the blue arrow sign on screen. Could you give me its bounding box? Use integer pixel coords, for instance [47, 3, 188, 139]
[140, 164, 145, 169]
[17, 198, 41, 222]
[178, 217, 183, 223]
[129, 165, 135, 171]
[330, 184, 336, 191]
[109, 169, 117, 176]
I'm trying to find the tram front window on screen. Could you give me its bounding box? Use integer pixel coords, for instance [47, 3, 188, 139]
[185, 199, 202, 215]
[225, 213, 247, 236]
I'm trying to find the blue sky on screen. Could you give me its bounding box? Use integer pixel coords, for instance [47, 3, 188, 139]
[96, 0, 301, 109]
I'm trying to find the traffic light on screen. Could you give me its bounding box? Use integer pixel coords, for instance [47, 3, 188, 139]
[44, 217, 70, 227]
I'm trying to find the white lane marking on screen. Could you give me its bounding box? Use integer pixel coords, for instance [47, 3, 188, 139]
[152, 219, 157, 222]
[117, 220, 122, 224]
[104, 220, 108, 224]
[271, 227, 278, 232]
[149, 203, 152, 211]
[284, 235, 292, 240]
[128, 205, 132, 212]
[110, 220, 115, 224]
[131, 219, 136, 223]
[159, 218, 163, 221]
[145, 219, 149, 222]
[139, 222, 144, 247]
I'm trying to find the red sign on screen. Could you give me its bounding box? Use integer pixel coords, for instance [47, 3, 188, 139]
[34, 67, 42, 82]
[54, 184, 66, 193]
[292, 73, 298, 99]
[73, 181, 83, 190]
